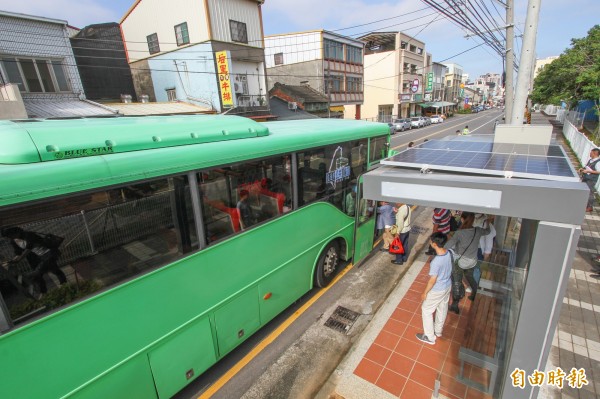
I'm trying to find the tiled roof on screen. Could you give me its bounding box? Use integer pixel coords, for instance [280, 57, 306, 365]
[23, 99, 117, 119]
[105, 102, 213, 116]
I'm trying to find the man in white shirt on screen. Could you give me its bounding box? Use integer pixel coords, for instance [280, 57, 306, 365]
[579, 148, 600, 212]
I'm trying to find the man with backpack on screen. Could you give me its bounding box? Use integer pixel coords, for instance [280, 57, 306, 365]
[1, 226, 67, 297]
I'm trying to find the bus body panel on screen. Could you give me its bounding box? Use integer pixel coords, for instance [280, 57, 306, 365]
[148, 316, 216, 399]
[0, 203, 353, 398]
[67, 354, 158, 399]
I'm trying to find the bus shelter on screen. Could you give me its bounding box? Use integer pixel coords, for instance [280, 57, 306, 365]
[363, 133, 588, 398]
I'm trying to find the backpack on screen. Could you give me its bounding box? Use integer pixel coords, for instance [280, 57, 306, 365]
[41, 233, 65, 249]
[449, 214, 459, 232]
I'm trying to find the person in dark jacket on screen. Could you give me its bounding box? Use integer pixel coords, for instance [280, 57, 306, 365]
[1, 226, 66, 296]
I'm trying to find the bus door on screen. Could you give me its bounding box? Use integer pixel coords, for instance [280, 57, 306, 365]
[353, 177, 377, 263]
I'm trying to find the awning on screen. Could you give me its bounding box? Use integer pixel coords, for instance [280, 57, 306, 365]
[417, 101, 455, 108]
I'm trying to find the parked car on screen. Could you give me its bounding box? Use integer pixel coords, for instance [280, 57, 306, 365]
[423, 117, 431, 126]
[430, 115, 444, 124]
[484, 105, 491, 110]
[386, 122, 395, 135]
[390, 118, 411, 132]
[410, 117, 424, 128]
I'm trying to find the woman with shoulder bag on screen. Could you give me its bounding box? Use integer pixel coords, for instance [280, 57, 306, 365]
[444, 212, 491, 314]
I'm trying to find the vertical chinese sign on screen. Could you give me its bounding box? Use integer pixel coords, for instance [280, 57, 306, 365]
[216, 51, 234, 108]
[426, 72, 433, 93]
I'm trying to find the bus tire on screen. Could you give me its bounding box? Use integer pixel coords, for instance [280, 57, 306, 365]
[314, 241, 340, 288]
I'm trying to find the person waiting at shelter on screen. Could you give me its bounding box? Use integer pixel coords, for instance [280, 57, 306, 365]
[579, 148, 600, 212]
[376, 201, 395, 251]
[425, 208, 452, 255]
[1, 226, 67, 297]
[416, 232, 453, 345]
[391, 203, 411, 265]
[445, 212, 492, 314]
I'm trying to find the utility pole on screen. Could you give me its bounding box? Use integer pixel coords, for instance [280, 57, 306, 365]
[510, 0, 542, 125]
[505, 0, 514, 121]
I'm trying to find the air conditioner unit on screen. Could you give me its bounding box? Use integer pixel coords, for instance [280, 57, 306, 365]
[234, 83, 244, 94]
[288, 102, 297, 110]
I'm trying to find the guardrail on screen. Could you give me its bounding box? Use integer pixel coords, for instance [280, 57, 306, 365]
[562, 119, 600, 191]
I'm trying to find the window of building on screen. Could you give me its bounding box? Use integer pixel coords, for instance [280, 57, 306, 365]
[147, 33, 160, 54]
[409, 44, 417, 53]
[400, 41, 408, 49]
[403, 63, 409, 73]
[166, 88, 177, 101]
[229, 20, 248, 44]
[346, 76, 362, 93]
[174, 22, 189, 46]
[417, 47, 423, 55]
[0, 58, 70, 93]
[324, 39, 344, 61]
[325, 75, 343, 93]
[199, 155, 292, 242]
[274, 52, 283, 65]
[411, 64, 418, 74]
[345, 46, 362, 64]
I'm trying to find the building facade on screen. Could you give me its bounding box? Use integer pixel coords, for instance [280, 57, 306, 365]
[534, 56, 559, 81]
[443, 62, 464, 107]
[71, 23, 137, 101]
[264, 30, 364, 119]
[359, 31, 427, 121]
[120, 0, 268, 114]
[431, 62, 448, 103]
[0, 11, 116, 118]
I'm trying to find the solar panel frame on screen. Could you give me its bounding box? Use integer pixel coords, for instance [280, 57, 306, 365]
[382, 138, 579, 182]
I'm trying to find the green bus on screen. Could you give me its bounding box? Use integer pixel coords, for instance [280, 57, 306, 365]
[0, 115, 389, 399]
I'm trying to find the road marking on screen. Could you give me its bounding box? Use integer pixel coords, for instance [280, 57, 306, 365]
[197, 262, 354, 399]
[391, 112, 502, 150]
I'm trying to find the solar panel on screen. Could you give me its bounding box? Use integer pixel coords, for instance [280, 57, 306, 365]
[382, 137, 579, 181]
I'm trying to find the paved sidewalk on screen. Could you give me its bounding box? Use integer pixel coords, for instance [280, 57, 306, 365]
[322, 113, 599, 399]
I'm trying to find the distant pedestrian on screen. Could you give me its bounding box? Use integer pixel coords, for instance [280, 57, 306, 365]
[416, 232, 452, 345]
[462, 125, 470, 135]
[579, 148, 600, 212]
[408, 141, 415, 148]
[456, 130, 461, 135]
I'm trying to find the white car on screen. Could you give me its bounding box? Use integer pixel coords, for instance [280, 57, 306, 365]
[430, 115, 444, 124]
[410, 117, 424, 128]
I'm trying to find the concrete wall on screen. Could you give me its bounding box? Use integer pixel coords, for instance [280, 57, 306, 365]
[146, 43, 218, 109]
[130, 59, 156, 102]
[0, 84, 27, 119]
[265, 31, 322, 67]
[363, 52, 395, 120]
[121, 0, 208, 62]
[267, 60, 323, 92]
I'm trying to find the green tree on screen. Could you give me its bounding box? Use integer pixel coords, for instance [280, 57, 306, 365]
[532, 25, 600, 135]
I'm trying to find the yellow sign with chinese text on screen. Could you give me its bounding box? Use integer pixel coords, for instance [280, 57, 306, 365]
[216, 51, 233, 108]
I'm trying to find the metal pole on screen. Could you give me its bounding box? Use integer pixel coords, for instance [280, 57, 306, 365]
[505, 0, 514, 122]
[510, 0, 542, 125]
[81, 210, 96, 254]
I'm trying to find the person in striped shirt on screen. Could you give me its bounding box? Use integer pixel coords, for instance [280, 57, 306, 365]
[425, 209, 452, 255]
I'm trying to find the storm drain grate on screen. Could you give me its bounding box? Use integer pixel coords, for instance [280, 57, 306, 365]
[324, 306, 361, 334]
[411, 225, 428, 235]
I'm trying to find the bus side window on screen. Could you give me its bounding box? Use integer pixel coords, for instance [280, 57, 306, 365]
[200, 155, 293, 244]
[0, 175, 198, 328]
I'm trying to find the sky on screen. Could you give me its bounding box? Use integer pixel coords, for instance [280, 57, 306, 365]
[0, 0, 597, 80]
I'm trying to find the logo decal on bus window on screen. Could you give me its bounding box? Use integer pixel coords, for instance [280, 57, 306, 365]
[54, 147, 114, 160]
[325, 146, 351, 187]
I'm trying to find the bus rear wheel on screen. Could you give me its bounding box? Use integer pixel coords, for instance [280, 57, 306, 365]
[314, 242, 339, 288]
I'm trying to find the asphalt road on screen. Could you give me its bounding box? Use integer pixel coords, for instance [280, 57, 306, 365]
[173, 110, 504, 399]
[389, 109, 504, 151]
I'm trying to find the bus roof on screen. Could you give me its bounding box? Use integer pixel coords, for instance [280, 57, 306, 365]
[1, 115, 269, 164]
[0, 115, 389, 206]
